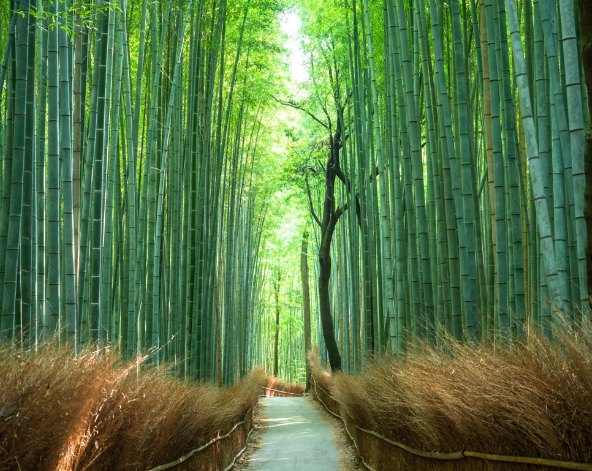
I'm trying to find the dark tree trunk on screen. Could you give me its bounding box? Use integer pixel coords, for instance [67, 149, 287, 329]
[301, 231, 312, 390]
[315, 122, 345, 372]
[579, 0, 592, 294]
[286, 82, 355, 372]
[319, 231, 342, 372]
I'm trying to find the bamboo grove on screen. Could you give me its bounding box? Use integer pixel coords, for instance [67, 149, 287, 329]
[0, 0, 293, 384]
[288, 0, 591, 372]
[0, 0, 591, 384]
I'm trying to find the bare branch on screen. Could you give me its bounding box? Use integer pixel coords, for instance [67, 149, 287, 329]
[267, 94, 329, 130]
[334, 158, 378, 190]
[318, 158, 327, 175]
[334, 202, 349, 220]
[321, 104, 332, 131]
[305, 167, 322, 227]
[335, 167, 352, 193]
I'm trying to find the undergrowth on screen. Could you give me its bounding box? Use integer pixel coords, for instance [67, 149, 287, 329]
[310, 327, 592, 466]
[0, 340, 266, 470]
[264, 377, 305, 396]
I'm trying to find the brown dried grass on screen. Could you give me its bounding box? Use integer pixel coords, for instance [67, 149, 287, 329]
[310, 326, 592, 468]
[309, 346, 333, 393]
[0, 339, 266, 470]
[264, 377, 305, 397]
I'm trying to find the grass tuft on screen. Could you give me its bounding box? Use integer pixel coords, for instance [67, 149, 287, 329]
[0, 339, 265, 470]
[310, 326, 592, 467]
[264, 377, 305, 396]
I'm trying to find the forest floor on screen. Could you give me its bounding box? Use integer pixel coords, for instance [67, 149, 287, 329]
[236, 396, 361, 470]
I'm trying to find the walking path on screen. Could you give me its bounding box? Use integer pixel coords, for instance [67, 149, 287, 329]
[248, 397, 341, 471]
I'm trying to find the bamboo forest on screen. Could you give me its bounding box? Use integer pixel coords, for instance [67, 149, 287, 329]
[1, 0, 592, 468]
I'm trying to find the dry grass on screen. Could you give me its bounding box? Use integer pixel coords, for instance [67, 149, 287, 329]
[309, 347, 333, 393]
[310, 326, 592, 469]
[0, 339, 266, 470]
[264, 377, 305, 396]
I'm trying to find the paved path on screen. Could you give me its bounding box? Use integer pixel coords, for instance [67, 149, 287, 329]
[248, 397, 340, 471]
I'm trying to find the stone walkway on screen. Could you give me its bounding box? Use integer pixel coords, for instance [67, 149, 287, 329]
[247, 397, 341, 471]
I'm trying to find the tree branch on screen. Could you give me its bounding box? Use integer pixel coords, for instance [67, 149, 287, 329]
[334, 201, 350, 220]
[334, 168, 363, 228]
[323, 202, 350, 248]
[336, 163, 378, 194]
[267, 94, 329, 130]
[305, 167, 322, 227]
[334, 166, 348, 188]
